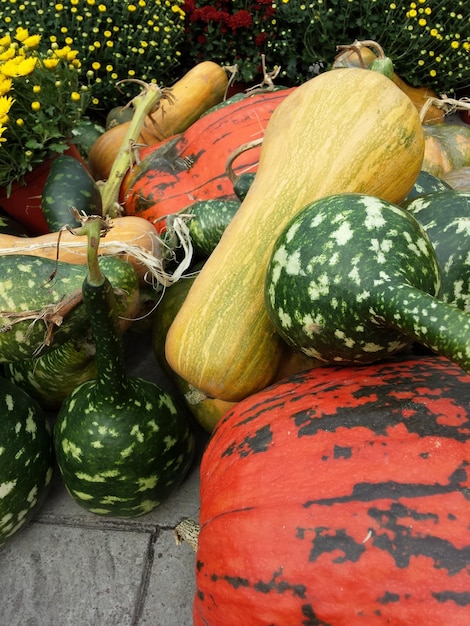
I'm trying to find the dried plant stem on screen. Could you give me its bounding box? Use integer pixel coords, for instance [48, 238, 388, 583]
[225, 138, 263, 187]
[419, 96, 470, 123]
[174, 519, 200, 552]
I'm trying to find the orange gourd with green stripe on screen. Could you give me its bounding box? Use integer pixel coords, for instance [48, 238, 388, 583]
[121, 89, 294, 232]
[194, 355, 470, 625]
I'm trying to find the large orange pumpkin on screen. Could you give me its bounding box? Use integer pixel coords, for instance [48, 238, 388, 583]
[194, 356, 470, 625]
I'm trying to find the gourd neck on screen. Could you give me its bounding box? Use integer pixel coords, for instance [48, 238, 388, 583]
[371, 283, 470, 372]
[74, 217, 129, 395]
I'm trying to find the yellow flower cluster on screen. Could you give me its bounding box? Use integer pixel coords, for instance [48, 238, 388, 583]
[301, 0, 469, 92]
[0, 0, 186, 110]
[384, 0, 469, 89]
[0, 27, 87, 187]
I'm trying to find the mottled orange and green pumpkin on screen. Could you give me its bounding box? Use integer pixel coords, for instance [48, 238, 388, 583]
[195, 356, 470, 626]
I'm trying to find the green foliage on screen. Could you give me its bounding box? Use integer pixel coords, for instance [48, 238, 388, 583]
[300, 0, 470, 93]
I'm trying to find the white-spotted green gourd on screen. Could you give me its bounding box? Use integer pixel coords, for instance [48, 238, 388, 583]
[4, 265, 140, 412]
[4, 336, 98, 411]
[54, 217, 195, 518]
[0, 254, 138, 363]
[0, 377, 54, 547]
[265, 193, 470, 372]
[405, 190, 470, 313]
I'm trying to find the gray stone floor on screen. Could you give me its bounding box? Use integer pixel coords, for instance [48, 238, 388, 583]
[0, 329, 208, 626]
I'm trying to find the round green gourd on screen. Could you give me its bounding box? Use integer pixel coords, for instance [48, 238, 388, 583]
[265, 193, 470, 372]
[0, 255, 139, 363]
[41, 155, 103, 231]
[401, 170, 452, 205]
[0, 377, 54, 547]
[54, 218, 195, 517]
[185, 199, 241, 257]
[4, 336, 98, 411]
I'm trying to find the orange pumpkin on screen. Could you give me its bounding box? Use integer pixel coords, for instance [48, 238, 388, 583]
[422, 123, 470, 178]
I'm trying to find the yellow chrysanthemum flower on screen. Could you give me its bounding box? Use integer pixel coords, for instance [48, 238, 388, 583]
[22, 35, 41, 49]
[0, 56, 37, 78]
[14, 27, 30, 43]
[42, 58, 60, 69]
[0, 95, 15, 125]
[0, 46, 16, 62]
[0, 76, 12, 96]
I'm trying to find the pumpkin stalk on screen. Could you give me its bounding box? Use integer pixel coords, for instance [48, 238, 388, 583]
[335, 40, 394, 79]
[99, 82, 167, 218]
[174, 518, 200, 552]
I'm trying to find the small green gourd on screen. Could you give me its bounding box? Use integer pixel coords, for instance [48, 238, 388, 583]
[0, 377, 54, 547]
[54, 216, 195, 518]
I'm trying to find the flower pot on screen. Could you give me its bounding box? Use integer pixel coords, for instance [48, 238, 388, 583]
[0, 144, 85, 236]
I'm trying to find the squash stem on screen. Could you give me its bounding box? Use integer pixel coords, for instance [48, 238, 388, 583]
[99, 82, 165, 218]
[71, 216, 108, 286]
[72, 216, 129, 393]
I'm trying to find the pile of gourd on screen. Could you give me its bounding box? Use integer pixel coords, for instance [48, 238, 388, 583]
[1, 41, 470, 625]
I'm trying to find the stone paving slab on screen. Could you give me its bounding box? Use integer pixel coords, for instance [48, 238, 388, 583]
[0, 459, 200, 626]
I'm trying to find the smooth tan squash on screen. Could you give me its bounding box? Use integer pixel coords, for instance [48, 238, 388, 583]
[165, 68, 425, 401]
[0, 216, 162, 282]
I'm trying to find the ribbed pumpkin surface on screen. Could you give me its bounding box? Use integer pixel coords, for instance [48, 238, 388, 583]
[121, 89, 294, 231]
[195, 356, 470, 625]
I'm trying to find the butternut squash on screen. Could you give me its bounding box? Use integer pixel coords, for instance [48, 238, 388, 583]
[0, 216, 162, 282]
[165, 68, 425, 402]
[88, 61, 229, 181]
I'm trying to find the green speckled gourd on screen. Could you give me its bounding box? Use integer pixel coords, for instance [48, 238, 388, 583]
[265, 193, 470, 372]
[405, 190, 470, 313]
[402, 170, 452, 205]
[0, 254, 138, 363]
[4, 262, 140, 411]
[185, 198, 241, 257]
[4, 336, 98, 411]
[54, 217, 195, 518]
[41, 155, 103, 231]
[0, 377, 54, 547]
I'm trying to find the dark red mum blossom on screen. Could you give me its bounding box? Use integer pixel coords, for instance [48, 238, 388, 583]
[228, 9, 253, 30]
[182, 0, 196, 12]
[191, 6, 230, 23]
[255, 32, 268, 47]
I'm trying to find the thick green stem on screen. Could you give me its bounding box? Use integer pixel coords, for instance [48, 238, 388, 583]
[99, 82, 165, 217]
[372, 283, 470, 373]
[71, 216, 128, 393]
[71, 216, 107, 286]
